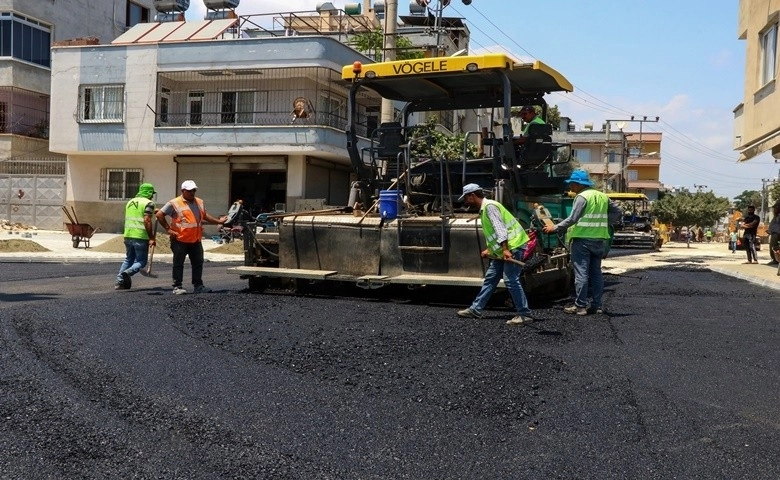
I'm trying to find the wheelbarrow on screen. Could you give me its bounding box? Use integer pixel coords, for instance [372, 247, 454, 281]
[62, 206, 100, 248]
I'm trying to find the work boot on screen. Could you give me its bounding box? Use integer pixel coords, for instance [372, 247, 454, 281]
[120, 271, 132, 289]
[114, 282, 129, 290]
[564, 305, 588, 316]
[506, 315, 534, 326]
[457, 308, 482, 319]
[193, 285, 212, 294]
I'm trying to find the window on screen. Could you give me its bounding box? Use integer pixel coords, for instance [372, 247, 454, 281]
[572, 149, 592, 163]
[126, 2, 150, 28]
[627, 170, 639, 181]
[159, 87, 170, 124]
[79, 85, 124, 122]
[220, 91, 255, 124]
[0, 13, 52, 67]
[319, 92, 346, 128]
[189, 91, 204, 125]
[103, 168, 142, 200]
[761, 23, 778, 85]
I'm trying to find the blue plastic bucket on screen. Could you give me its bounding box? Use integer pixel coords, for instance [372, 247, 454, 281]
[379, 190, 401, 220]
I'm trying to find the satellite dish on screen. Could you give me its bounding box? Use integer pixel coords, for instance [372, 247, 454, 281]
[615, 121, 626, 129]
[450, 48, 468, 57]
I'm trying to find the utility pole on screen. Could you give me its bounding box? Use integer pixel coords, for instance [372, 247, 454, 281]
[604, 116, 659, 193]
[380, 0, 398, 123]
[761, 178, 772, 223]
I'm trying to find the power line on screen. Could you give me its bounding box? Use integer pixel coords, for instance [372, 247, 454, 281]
[453, 2, 746, 180]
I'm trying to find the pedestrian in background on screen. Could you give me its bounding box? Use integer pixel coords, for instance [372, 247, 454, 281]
[155, 180, 227, 295]
[768, 200, 780, 266]
[729, 230, 738, 254]
[543, 170, 621, 315]
[741, 205, 760, 264]
[115, 183, 156, 290]
[456, 183, 535, 326]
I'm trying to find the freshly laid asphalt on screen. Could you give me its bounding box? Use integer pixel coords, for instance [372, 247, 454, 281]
[1, 230, 779, 478]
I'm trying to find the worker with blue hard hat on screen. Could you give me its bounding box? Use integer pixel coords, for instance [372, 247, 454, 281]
[543, 170, 621, 316]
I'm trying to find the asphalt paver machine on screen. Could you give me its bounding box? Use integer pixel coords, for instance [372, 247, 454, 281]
[231, 54, 576, 298]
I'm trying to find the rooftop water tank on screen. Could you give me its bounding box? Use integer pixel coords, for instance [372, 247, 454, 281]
[203, 0, 240, 9]
[154, 0, 190, 13]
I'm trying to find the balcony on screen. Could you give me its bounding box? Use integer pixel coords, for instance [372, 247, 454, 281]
[627, 179, 661, 189]
[0, 87, 50, 139]
[627, 155, 661, 167]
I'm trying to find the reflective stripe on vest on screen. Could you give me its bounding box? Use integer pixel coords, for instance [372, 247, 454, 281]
[124, 196, 152, 240]
[170, 196, 205, 243]
[480, 199, 530, 256]
[567, 189, 610, 240]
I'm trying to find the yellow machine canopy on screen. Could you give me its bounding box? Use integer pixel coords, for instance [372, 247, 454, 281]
[342, 53, 573, 111]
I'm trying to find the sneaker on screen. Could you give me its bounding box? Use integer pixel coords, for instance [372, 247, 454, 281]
[172, 286, 187, 295]
[506, 315, 534, 326]
[457, 308, 482, 319]
[589, 307, 604, 315]
[564, 305, 588, 316]
[193, 285, 212, 294]
[120, 271, 132, 289]
[114, 282, 129, 290]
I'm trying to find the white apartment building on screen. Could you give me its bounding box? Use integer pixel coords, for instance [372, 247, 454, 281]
[49, 15, 381, 233]
[1, 0, 155, 229]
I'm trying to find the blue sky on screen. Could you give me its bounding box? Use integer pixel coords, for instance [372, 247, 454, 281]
[185, 0, 780, 200]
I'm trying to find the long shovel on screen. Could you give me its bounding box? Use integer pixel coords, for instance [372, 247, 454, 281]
[143, 220, 159, 278]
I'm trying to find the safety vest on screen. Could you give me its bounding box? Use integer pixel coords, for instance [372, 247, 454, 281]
[480, 199, 530, 256]
[567, 189, 610, 240]
[522, 116, 546, 135]
[124, 196, 153, 240]
[170, 196, 205, 243]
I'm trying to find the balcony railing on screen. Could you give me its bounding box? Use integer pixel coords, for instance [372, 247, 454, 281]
[154, 67, 380, 137]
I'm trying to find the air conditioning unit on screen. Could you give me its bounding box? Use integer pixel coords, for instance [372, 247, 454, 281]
[203, 0, 240, 9]
[154, 0, 190, 13]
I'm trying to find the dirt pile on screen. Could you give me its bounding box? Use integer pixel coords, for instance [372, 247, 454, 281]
[91, 235, 244, 255]
[0, 239, 50, 253]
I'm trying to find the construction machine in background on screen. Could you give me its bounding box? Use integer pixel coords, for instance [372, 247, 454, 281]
[230, 54, 576, 299]
[606, 192, 663, 250]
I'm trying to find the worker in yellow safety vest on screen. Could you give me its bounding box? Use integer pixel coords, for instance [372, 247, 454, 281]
[543, 170, 621, 316]
[115, 182, 156, 290]
[456, 183, 535, 326]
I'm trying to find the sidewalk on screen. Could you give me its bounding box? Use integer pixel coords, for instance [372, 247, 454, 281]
[0, 230, 241, 264]
[603, 240, 780, 292]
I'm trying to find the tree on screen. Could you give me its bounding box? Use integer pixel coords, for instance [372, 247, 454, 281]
[733, 190, 762, 211]
[768, 181, 780, 206]
[652, 190, 730, 228]
[409, 116, 478, 160]
[350, 29, 424, 61]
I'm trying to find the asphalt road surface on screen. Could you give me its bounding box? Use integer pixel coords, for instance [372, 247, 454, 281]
[1, 260, 779, 479]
